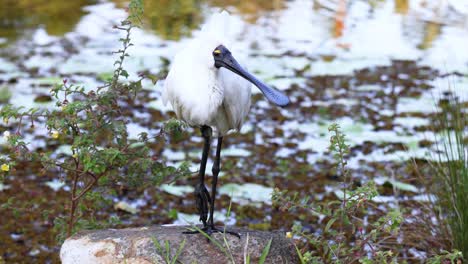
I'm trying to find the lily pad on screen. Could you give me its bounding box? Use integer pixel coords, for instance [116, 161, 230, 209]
[114, 201, 139, 214]
[33, 94, 53, 103]
[219, 183, 273, 205]
[35, 77, 62, 86]
[44, 179, 65, 191]
[222, 148, 251, 157]
[160, 184, 194, 197]
[375, 176, 419, 193]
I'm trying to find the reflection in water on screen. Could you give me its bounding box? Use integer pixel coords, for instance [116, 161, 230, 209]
[333, 0, 346, 38]
[0, 0, 95, 42]
[114, 0, 203, 40]
[311, 0, 347, 42]
[419, 21, 442, 50]
[208, 0, 284, 23]
[113, 0, 285, 40]
[394, 0, 409, 14]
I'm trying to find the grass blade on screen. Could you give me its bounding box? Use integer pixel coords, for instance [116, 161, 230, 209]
[170, 238, 186, 264]
[243, 233, 250, 264]
[258, 238, 272, 264]
[151, 236, 162, 253]
[295, 244, 305, 264]
[165, 240, 170, 263]
[187, 225, 235, 263]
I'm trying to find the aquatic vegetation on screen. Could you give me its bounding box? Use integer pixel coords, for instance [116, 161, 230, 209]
[430, 93, 468, 259]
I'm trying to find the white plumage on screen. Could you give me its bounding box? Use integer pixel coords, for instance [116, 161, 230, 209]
[162, 11, 252, 136]
[160, 12, 288, 234]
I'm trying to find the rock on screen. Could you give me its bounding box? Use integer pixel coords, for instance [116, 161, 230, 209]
[60, 226, 298, 264]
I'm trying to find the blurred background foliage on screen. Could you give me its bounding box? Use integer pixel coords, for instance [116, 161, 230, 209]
[0, 0, 96, 40]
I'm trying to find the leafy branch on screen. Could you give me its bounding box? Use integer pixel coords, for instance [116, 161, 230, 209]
[273, 123, 401, 263]
[0, 1, 190, 240]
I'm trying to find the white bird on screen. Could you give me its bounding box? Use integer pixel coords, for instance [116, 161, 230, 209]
[162, 11, 289, 236]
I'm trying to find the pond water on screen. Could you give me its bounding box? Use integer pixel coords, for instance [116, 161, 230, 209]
[0, 0, 467, 262]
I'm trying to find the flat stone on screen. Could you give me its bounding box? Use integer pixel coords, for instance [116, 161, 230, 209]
[60, 226, 298, 264]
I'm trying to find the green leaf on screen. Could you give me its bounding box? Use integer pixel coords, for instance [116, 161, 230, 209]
[120, 70, 129, 78]
[259, 238, 272, 264]
[295, 244, 306, 264]
[97, 72, 113, 82]
[165, 240, 170, 262]
[152, 236, 163, 252]
[114, 201, 138, 214]
[324, 217, 337, 233]
[385, 178, 418, 193]
[170, 239, 186, 264]
[186, 225, 234, 262]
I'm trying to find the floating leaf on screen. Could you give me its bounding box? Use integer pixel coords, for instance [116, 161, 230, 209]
[386, 179, 418, 193]
[120, 70, 129, 78]
[114, 201, 139, 214]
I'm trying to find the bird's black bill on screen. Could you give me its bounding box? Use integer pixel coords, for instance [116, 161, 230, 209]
[213, 45, 289, 107]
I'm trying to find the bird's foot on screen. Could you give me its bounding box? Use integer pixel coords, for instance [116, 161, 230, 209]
[194, 183, 211, 225]
[183, 225, 241, 239]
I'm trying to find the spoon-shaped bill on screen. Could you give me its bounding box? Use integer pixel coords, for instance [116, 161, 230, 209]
[213, 45, 289, 107]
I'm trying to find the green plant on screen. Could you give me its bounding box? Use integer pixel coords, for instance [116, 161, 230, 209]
[273, 123, 402, 263]
[430, 93, 467, 260]
[426, 249, 463, 264]
[0, 86, 12, 103]
[185, 200, 236, 263]
[186, 224, 274, 264]
[328, 122, 351, 237]
[152, 237, 186, 264]
[180, 198, 274, 264]
[0, 0, 190, 241]
[258, 238, 272, 264]
[187, 224, 236, 263]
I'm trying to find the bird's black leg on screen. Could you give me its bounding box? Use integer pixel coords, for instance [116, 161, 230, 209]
[208, 136, 222, 227]
[204, 137, 240, 238]
[183, 126, 212, 236]
[193, 126, 212, 227]
[184, 135, 240, 238]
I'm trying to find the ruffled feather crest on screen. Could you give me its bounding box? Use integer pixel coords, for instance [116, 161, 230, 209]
[200, 10, 233, 47]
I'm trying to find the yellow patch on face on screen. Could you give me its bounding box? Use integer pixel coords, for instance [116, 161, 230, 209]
[214, 49, 221, 54]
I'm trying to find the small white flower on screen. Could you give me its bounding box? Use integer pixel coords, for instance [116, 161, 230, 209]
[3, 131, 11, 140]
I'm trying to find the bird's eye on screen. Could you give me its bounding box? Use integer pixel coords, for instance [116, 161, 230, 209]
[213, 49, 221, 56]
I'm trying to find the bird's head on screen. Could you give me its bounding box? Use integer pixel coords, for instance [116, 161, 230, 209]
[190, 11, 290, 107]
[211, 44, 289, 106]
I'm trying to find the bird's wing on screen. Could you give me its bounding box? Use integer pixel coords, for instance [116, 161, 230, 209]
[161, 54, 225, 126]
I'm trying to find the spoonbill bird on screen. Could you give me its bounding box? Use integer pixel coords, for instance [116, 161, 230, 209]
[162, 11, 289, 236]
